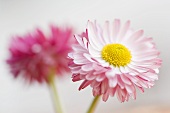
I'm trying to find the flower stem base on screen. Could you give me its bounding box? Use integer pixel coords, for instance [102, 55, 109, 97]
[87, 95, 100, 113]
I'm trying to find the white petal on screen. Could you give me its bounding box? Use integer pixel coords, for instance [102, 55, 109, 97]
[128, 63, 148, 73]
[111, 19, 120, 43]
[120, 74, 132, 85]
[109, 76, 117, 87]
[143, 72, 158, 81]
[94, 57, 110, 67]
[74, 35, 84, 47]
[117, 75, 125, 89]
[102, 21, 111, 44]
[88, 44, 101, 57]
[154, 69, 159, 74]
[132, 51, 160, 61]
[68, 53, 73, 58]
[126, 66, 140, 75]
[71, 67, 81, 73]
[73, 53, 84, 59]
[82, 37, 89, 49]
[73, 58, 90, 65]
[114, 67, 122, 74]
[119, 66, 129, 73]
[81, 64, 93, 71]
[93, 69, 106, 75]
[127, 30, 144, 43]
[96, 74, 106, 82]
[101, 62, 110, 67]
[125, 85, 134, 93]
[83, 53, 95, 62]
[87, 21, 103, 50]
[85, 73, 96, 80]
[72, 44, 87, 52]
[123, 30, 144, 49]
[95, 22, 106, 46]
[105, 69, 116, 78]
[117, 20, 130, 43]
[93, 63, 105, 71]
[138, 80, 148, 88]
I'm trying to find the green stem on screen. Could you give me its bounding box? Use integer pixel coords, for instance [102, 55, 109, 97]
[49, 78, 63, 113]
[87, 96, 101, 113]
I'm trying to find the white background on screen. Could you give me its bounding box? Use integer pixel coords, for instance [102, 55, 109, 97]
[0, 0, 170, 113]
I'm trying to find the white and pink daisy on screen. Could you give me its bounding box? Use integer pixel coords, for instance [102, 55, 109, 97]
[68, 20, 162, 102]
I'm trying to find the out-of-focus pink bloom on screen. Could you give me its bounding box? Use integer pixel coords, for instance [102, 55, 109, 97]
[68, 20, 162, 102]
[7, 25, 74, 83]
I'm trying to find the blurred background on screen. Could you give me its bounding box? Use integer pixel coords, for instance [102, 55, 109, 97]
[0, 0, 170, 113]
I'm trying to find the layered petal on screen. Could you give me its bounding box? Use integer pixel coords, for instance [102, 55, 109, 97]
[68, 20, 162, 102]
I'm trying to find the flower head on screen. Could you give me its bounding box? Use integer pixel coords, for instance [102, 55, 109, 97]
[68, 20, 162, 102]
[7, 25, 74, 83]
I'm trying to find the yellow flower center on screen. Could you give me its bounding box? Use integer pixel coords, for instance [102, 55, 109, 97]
[101, 44, 131, 67]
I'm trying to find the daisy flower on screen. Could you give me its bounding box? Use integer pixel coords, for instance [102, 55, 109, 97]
[7, 25, 74, 83]
[68, 20, 162, 102]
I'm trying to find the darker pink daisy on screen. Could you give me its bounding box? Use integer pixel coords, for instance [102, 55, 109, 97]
[7, 25, 74, 83]
[68, 20, 162, 102]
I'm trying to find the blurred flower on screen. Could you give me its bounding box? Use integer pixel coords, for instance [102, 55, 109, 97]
[7, 25, 74, 83]
[68, 20, 162, 102]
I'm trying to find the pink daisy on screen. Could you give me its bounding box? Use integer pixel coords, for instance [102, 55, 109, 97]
[68, 20, 162, 102]
[7, 25, 74, 83]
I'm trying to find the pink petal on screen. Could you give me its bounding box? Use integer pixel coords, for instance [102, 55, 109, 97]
[110, 87, 117, 97]
[136, 86, 144, 93]
[101, 80, 108, 94]
[91, 80, 101, 88]
[102, 91, 109, 102]
[72, 74, 81, 82]
[79, 80, 91, 90]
